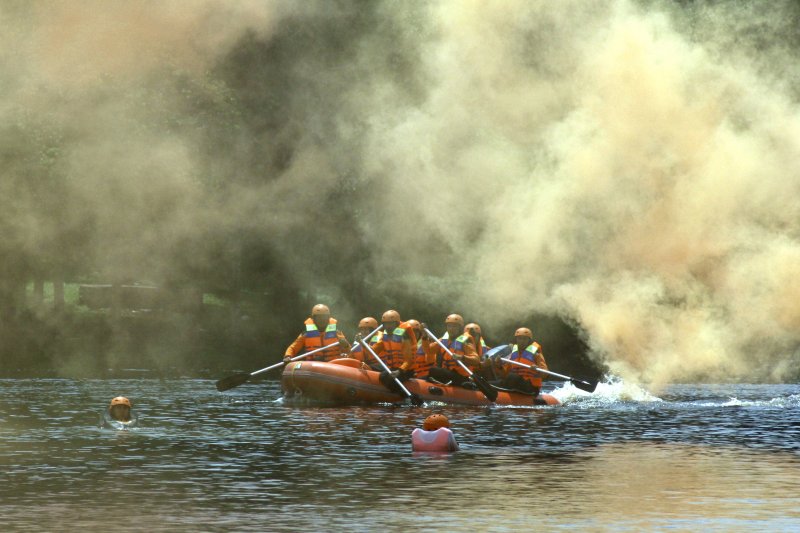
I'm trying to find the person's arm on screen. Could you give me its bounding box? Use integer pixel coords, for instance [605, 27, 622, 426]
[533, 342, 547, 371]
[285, 333, 305, 357]
[460, 338, 481, 368]
[399, 336, 415, 372]
[336, 331, 351, 354]
[421, 338, 436, 365]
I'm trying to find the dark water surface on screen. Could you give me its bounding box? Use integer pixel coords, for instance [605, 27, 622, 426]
[1, 377, 799, 532]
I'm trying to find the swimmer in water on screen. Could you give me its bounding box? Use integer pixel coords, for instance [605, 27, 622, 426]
[412, 414, 459, 452]
[109, 396, 133, 422]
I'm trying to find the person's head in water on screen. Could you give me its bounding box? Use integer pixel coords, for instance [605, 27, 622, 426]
[108, 396, 132, 422]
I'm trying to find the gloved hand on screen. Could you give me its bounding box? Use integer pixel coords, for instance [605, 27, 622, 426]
[354, 333, 364, 344]
[380, 370, 400, 381]
[283, 356, 292, 365]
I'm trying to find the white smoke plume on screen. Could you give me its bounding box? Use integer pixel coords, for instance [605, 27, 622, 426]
[2, 0, 799, 386]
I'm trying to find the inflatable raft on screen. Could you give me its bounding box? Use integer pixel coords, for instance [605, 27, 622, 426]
[281, 359, 560, 406]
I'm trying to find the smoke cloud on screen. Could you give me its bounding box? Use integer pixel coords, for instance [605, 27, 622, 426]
[2, 0, 799, 386]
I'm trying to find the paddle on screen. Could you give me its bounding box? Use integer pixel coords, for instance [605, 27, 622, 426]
[423, 327, 498, 402]
[215, 340, 341, 392]
[349, 325, 383, 357]
[500, 352, 598, 393]
[361, 335, 424, 406]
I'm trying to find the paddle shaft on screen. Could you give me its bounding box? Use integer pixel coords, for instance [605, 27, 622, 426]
[424, 327, 498, 402]
[423, 327, 476, 378]
[251, 340, 340, 377]
[500, 357, 597, 391]
[348, 325, 383, 355]
[361, 334, 416, 399]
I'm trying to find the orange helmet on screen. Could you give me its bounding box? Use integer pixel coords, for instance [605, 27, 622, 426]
[381, 309, 401, 323]
[423, 413, 450, 431]
[311, 304, 330, 316]
[445, 314, 464, 326]
[358, 317, 378, 329]
[405, 319, 421, 331]
[109, 396, 131, 408]
[465, 322, 481, 336]
[514, 327, 533, 339]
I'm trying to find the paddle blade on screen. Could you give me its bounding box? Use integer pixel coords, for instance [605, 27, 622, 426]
[571, 378, 598, 393]
[471, 374, 498, 402]
[410, 393, 425, 407]
[484, 344, 511, 361]
[215, 372, 251, 392]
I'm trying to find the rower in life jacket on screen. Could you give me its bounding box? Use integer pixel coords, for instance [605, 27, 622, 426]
[283, 304, 351, 364]
[492, 327, 548, 396]
[405, 319, 434, 380]
[412, 413, 459, 452]
[369, 310, 417, 392]
[426, 314, 481, 389]
[349, 316, 383, 364]
[465, 322, 497, 380]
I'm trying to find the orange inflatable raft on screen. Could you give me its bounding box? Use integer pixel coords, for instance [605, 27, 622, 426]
[281, 359, 561, 406]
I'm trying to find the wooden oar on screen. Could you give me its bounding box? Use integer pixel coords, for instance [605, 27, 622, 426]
[215, 340, 340, 392]
[501, 356, 598, 393]
[361, 335, 424, 406]
[423, 327, 498, 402]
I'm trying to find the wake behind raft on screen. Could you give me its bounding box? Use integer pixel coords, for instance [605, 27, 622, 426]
[281, 359, 560, 406]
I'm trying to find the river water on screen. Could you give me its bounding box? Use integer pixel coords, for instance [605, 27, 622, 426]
[1, 376, 799, 532]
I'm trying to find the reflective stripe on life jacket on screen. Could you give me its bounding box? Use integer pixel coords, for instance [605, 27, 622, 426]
[411, 427, 459, 452]
[476, 338, 489, 357]
[508, 342, 542, 388]
[302, 318, 340, 362]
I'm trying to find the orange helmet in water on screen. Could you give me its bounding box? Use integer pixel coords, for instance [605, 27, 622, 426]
[109, 396, 131, 408]
[423, 413, 450, 431]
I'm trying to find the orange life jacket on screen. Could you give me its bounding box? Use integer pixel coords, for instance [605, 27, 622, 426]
[508, 342, 543, 388]
[302, 317, 341, 362]
[434, 333, 471, 377]
[413, 339, 432, 376]
[351, 331, 383, 364]
[379, 322, 415, 370]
